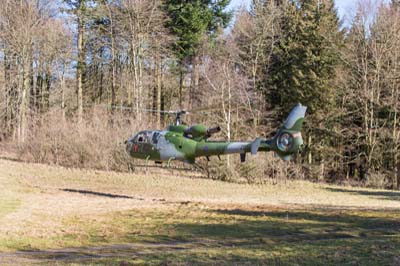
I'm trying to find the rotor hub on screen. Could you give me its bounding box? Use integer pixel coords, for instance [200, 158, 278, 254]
[277, 133, 293, 152]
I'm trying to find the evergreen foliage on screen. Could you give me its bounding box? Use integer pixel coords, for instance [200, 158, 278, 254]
[165, 0, 232, 63]
[268, 0, 343, 113]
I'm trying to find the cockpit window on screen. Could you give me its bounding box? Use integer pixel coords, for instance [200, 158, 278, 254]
[152, 132, 160, 144]
[133, 132, 146, 143]
[132, 131, 157, 144]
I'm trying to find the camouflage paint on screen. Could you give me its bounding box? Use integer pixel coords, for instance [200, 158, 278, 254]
[126, 104, 307, 164]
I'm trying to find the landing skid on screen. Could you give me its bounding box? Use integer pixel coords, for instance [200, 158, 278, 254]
[126, 161, 210, 178]
[128, 163, 196, 172]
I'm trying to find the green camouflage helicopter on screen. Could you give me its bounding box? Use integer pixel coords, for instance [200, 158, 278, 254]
[125, 104, 307, 165]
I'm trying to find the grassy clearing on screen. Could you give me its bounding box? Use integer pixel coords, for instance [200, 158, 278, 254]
[54, 206, 400, 266]
[2, 206, 399, 266]
[0, 159, 400, 265]
[0, 170, 21, 219]
[0, 198, 20, 219]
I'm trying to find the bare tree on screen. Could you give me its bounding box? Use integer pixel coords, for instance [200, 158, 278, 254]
[0, 0, 43, 142]
[232, 1, 282, 126]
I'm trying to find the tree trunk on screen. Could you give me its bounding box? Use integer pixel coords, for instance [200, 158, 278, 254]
[60, 66, 66, 123]
[152, 53, 163, 127]
[130, 44, 141, 119]
[308, 135, 312, 165]
[43, 69, 51, 112]
[160, 66, 165, 125]
[36, 75, 43, 113]
[106, 3, 116, 115]
[77, 1, 85, 123]
[29, 57, 36, 112]
[179, 67, 184, 108]
[397, 161, 400, 190]
[18, 56, 30, 143]
[189, 56, 199, 109]
[3, 52, 11, 136]
[157, 61, 164, 127]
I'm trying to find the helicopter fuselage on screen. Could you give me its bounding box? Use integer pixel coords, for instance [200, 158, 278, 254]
[125, 104, 307, 164]
[126, 129, 270, 164]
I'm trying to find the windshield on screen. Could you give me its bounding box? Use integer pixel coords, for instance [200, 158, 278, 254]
[130, 131, 160, 144]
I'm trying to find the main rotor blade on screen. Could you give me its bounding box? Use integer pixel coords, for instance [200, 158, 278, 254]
[97, 104, 186, 115]
[188, 103, 250, 114]
[96, 103, 252, 116]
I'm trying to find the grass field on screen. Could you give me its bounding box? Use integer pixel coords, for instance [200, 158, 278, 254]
[0, 159, 399, 265]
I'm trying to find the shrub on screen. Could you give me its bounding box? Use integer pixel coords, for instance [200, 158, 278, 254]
[19, 108, 148, 171]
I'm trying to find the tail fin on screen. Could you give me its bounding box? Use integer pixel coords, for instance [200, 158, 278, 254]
[282, 103, 307, 132]
[275, 103, 307, 160]
[251, 137, 261, 155]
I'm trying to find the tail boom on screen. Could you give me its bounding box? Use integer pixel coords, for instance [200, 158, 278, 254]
[192, 104, 307, 162]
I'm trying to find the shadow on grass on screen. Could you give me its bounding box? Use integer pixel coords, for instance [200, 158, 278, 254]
[8, 207, 400, 265]
[326, 187, 400, 201]
[217, 209, 400, 231]
[0, 156, 24, 163]
[60, 188, 143, 200]
[4, 245, 280, 266]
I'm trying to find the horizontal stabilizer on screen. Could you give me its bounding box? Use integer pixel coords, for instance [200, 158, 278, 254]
[251, 137, 261, 155]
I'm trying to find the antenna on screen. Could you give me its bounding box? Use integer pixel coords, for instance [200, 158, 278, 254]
[175, 110, 188, 126]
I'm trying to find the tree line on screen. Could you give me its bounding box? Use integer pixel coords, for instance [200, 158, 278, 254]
[0, 0, 399, 188]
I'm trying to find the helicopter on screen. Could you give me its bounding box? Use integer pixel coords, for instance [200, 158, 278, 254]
[125, 104, 307, 165]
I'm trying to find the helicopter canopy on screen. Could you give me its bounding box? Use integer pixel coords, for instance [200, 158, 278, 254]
[130, 130, 161, 144]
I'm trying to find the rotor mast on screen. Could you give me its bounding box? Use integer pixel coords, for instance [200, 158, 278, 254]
[174, 110, 187, 126]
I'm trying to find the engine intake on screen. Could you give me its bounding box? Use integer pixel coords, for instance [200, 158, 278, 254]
[206, 126, 221, 137]
[184, 124, 221, 140]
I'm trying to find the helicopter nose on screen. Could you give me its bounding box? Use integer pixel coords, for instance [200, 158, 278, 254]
[125, 140, 133, 153]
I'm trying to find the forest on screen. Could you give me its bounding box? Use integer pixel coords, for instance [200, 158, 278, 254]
[0, 0, 399, 189]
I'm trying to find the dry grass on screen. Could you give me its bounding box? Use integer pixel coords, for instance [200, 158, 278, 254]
[0, 159, 399, 265]
[17, 108, 148, 171]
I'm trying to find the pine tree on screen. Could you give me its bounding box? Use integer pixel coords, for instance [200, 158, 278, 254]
[268, 0, 343, 113]
[166, 0, 231, 63]
[165, 0, 231, 107]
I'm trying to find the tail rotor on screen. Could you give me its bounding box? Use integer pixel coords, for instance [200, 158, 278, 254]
[273, 103, 307, 161]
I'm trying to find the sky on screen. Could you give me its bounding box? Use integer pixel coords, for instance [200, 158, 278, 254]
[227, 0, 376, 24]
